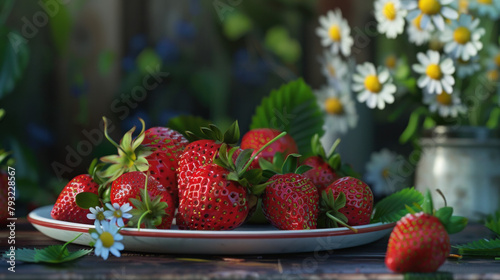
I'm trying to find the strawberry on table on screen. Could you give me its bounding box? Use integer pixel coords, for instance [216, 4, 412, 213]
[176, 121, 240, 199]
[98, 117, 180, 203]
[385, 191, 467, 273]
[51, 174, 100, 224]
[111, 171, 175, 229]
[320, 176, 374, 227]
[261, 154, 320, 230]
[142, 126, 189, 158]
[241, 128, 298, 169]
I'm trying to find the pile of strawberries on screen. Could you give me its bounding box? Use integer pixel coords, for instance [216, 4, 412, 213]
[51, 117, 374, 231]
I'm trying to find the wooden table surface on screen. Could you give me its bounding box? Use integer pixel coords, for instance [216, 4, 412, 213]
[0, 219, 499, 280]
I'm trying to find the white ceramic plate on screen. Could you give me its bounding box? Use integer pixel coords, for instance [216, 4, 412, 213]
[29, 205, 395, 255]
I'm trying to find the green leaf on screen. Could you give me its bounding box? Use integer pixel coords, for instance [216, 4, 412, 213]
[48, 3, 73, 54]
[75, 192, 100, 209]
[250, 78, 324, 157]
[98, 50, 115, 76]
[3, 234, 92, 264]
[371, 188, 424, 223]
[223, 12, 253, 40]
[422, 190, 434, 215]
[235, 149, 253, 174]
[485, 209, 500, 236]
[223, 121, 240, 144]
[0, 28, 29, 98]
[399, 107, 428, 144]
[454, 239, 500, 257]
[167, 115, 212, 140]
[295, 164, 312, 175]
[281, 154, 300, 174]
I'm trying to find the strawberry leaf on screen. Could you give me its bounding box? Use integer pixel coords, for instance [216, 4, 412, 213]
[3, 234, 92, 264]
[75, 192, 101, 209]
[453, 238, 500, 257]
[167, 115, 213, 141]
[371, 188, 424, 223]
[250, 78, 324, 157]
[485, 209, 500, 236]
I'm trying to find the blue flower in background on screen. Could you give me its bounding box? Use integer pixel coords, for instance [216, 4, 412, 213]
[232, 49, 269, 86]
[70, 77, 88, 98]
[121, 56, 136, 72]
[27, 123, 54, 148]
[121, 110, 151, 135]
[155, 38, 180, 63]
[175, 19, 196, 41]
[129, 34, 148, 56]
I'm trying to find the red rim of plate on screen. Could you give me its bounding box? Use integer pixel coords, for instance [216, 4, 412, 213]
[29, 205, 395, 239]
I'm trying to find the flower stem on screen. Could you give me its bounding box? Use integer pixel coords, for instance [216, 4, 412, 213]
[239, 132, 287, 177]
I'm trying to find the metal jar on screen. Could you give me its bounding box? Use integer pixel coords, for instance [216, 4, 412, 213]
[415, 126, 500, 220]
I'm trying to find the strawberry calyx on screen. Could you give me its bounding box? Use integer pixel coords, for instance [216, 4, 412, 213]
[213, 131, 288, 196]
[98, 117, 153, 184]
[128, 179, 169, 229]
[418, 190, 468, 234]
[260, 153, 313, 178]
[309, 134, 360, 178]
[185, 121, 240, 145]
[319, 190, 358, 232]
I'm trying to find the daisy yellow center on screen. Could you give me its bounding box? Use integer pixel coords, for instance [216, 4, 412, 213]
[458, 0, 469, 12]
[96, 212, 105, 221]
[328, 25, 342, 42]
[436, 92, 452, 105]
[383, 2, 397, 20]
[381, 168, 390, 178]
[426, 64, 442, 80]
[418, 0, 441, 15]
[113, 210, 122, 218]
[100, 232, 115, 248]
[325, 97, 344, 115]
[495, 54, 500, 67]
[364, 75, 382, 93]
[453, 27, 471, 44]
[413, 14, 424, 31]
[478, 0, 492, 4]
[487, 69, 499, 82]
[385, 55, 397, 69]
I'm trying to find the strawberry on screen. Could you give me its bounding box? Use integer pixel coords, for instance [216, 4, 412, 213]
[385, 191, 468, 273]
[0, 171, 8, 224]
[301, 135, 360, 192]
[241, 128, 298, 169]
[261, 154, 320, 230]
[176, 122, 240, 199]
[111, 171, 175, 229]
[51, 174, 99, 224]
[142, 126, 188, 158]
[320, 176, 373, 227]
[98, 117, 179, 202]
[178, 163, 250, 230]
[178, 133, 286, 230]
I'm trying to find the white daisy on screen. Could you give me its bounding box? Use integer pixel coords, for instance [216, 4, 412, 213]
[104, 202, 133, 227]
[404, 0, 459, 31]
[375, 0, 408, 38]
[423, 90, 467, 117]
[364, 149, 401, 197]
[441, 14, 485, 61]
[468, 0, 500, 20]
[319, 51, 349, 89]
[352, 62, 397, 110]
[406, 13, 435, 46]
[87, 206, 106, 228]
[456, 56, 481, 78]
[91, 221, 124, 260]
[315, 86, 358, 135]
[316, 9, 354, 57]
[412, 50, 455, 94]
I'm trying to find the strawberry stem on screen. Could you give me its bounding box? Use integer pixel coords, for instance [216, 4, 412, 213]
[102, 117, 121, 150]
[136, 209, 153, 230]
[238, 131, 287, 177]
[58, 233, 83, 259]
[325, 211, 358, 233]
[326, 138, 341, 159]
